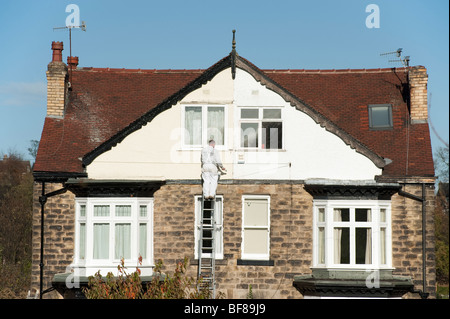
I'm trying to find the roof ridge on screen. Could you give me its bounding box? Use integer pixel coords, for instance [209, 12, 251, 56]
[263, 67, 410, 74]
[76, 67, 205, 73]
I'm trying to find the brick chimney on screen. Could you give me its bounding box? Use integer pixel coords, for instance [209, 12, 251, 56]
[46, 41, 68, 118]
[409, 66, 429, 123]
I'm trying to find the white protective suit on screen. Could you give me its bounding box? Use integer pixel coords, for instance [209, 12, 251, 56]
[201, 145, 223, 198]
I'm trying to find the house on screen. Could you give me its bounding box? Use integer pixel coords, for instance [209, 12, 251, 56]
[31, 38, 436, 299]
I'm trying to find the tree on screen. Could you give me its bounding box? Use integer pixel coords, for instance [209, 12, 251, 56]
[0, 152, 33, 298]
[27, 140, 39, 162]
[434, 146, 449, 183]
[434, 145, 449, 285]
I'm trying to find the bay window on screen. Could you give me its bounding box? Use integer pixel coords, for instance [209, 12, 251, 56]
[74, 197, 153, 276]
[313, 200, 391, 269]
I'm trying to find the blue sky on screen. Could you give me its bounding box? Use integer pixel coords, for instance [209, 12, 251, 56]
[0, 0, 448, 163]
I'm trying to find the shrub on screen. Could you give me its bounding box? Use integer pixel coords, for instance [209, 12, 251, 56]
[83, 256, 215, 299]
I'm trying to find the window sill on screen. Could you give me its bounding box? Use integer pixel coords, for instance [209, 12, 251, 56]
[237, 259, 274, 266]
[236, 149, 286, 152]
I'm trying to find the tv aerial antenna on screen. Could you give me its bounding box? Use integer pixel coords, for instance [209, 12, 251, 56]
[53, 21, 86, 86]
[53, 21, 86, 59]
[380, 48, 410, 67]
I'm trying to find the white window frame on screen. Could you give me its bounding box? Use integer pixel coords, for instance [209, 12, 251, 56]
[181, 105, 227, 150]
[238, 107, 284, 150]
[241, 195, 271, 260]
[312, 199, 392, 270]
[194, 195, 224, 260]
[73, 197, 154, 276]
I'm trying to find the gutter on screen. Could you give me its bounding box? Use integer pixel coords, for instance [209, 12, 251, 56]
[398, 183, 429, 299]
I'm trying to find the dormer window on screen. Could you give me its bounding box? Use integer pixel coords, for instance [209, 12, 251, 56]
[368, 104, 393, 129]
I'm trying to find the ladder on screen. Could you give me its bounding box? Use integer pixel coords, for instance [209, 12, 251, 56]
[197, 197, 216, 298]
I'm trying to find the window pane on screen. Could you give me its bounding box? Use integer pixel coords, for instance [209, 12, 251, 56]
[356, 228, 372, 264]
[207, 107, 225, 145]
[202, 228, 213, 254]
[94, 205, 109, 217]
[213, 197, 223, 224]
[333, 208, 349, 222]
[241, 108, 259, 119]
[115, 205, 131, 217]
[380, 208, 386, 223]
[140, 205, 147, 217]
[241, 123, 259, 148]
[115, 223, 131, 259]
[185, 106, 202, 145]
[93, 223, 109, 259]
[263, 109, 281, 119]
[243, 229, 269, 255]
[262, 122, 282, 149]
[370, 105, 392, 127]
[318, 208, 325, 222]
[380, 228, 386, 264]
[79, 223, 86, 260]
[80, 205, 86, 217]
[355, 208, 371, 222]
[334, 227, 349, 264]
[139, 223, 147, 259]
[243, 199, 269, 227]
[318, 227, 325, 264]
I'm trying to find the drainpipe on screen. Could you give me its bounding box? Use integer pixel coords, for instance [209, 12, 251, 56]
[38, 182, 67, 299]
[398, 183, 429, 299]
[39, 182, 46, 299]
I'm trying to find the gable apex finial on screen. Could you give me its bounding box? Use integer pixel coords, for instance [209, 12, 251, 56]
[232, 29, 236, 52]
[231, 29, 237, 80]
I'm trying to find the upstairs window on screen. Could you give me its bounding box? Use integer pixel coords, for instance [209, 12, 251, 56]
[183, 105, 225, 147]
[240, 107, 283, 149]
[368, 104, 393, 129]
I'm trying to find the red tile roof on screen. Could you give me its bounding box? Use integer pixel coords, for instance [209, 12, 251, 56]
[34, 55, 434, 178]
[266, 68, 434, 177]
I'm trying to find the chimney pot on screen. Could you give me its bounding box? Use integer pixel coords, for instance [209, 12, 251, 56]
[67, 56, 79, 69]
[51, 41, 64, 62]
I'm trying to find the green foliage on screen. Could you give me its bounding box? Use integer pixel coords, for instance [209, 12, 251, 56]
[83, 256, 216, 299]
[0, 153, 33, 299]
[436, 240, 449, 285]
[435, 183, 449, 285]
[247, 284, 253, 299]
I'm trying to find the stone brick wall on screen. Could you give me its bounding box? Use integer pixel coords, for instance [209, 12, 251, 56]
[30, 182, 75, 299]
[153, 182, 314, 299]
[30, 180, 435, 299]
[391, 183, 436, 298]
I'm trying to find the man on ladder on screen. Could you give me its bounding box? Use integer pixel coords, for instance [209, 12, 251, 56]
[199, 139, 226, 298]
[201, 139, 226, 199]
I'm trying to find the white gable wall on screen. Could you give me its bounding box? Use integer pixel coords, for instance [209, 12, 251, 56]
[86, 68, 382, 181]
